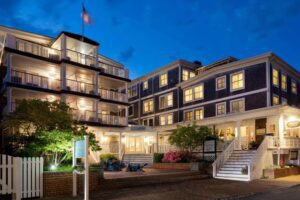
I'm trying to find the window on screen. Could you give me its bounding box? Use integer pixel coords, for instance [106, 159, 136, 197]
[149, 118, 154, 127]
[182, 70, 196, 81]
[184, 111, 193, 121]
[194, 109, 203, 120]
[184, 84, 204, 103]
[129, 105, 133, 116]
[159, 93, 173, 109]
[216, 76, 226, 90]
[194, 84, 204, 100]
[143, 81, 148, 90]
[230, 71, 244, 91]
[272, 69, 279, 86]
[281, 74, 287, 91]
[292, 80, 297, 94]
[128, 85, 137, 97]
[273, 94, 279, 105]
[143, 119, 148, 126]
[230, 99, 244, 113]
[160, 114, 173, 125]
[216, 102, 226, 115]
[143, 99, 153, 113]
[184, 88, 193, 102]
[159, 73, 168, 87]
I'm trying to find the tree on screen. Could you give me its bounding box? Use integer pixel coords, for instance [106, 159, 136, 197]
[1, 99, 101, 166]
[168, 124, 214, 152]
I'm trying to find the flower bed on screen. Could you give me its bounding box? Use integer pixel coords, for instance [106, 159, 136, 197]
[263, 167, 300, 179]
[152, 163, 193, 170]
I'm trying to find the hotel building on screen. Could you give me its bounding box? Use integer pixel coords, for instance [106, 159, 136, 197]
[1, 26, 300, 181]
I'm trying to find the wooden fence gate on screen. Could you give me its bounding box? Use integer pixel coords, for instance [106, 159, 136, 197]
[0, 154, 43, 200]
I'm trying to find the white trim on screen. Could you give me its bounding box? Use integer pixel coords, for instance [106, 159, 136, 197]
[216, 102, 226, 116]
[230, 70, 245, 92]
[230, 98, 245, 113]
[159, 73, 168, 88]
[159, 113, 173, 126]
[215, 75, 226, 91]
[159, 92, 173, 110]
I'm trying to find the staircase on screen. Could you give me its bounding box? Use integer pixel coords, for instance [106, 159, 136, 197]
[122, 154, 153, 166]
[215, 150, 256, 181]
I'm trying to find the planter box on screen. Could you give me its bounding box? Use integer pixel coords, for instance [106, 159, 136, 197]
[263, 167, 300, 179]
[153, 163, 193, 170]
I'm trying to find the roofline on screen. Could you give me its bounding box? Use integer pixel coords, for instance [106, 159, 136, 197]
[130, 59, 200, 84]
[270, 52, 300, 78]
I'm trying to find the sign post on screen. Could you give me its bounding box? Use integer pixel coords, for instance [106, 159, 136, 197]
[73, 136, 89, 200]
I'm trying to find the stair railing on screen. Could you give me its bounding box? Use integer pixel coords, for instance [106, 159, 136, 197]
[212, 138, 237, 178]
[247, 136, 271, 181]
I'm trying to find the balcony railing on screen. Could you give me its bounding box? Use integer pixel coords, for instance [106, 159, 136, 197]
[98, 113, 127, 126]
[73, 110, 97, 122]
[99, 62, 129, 79]
[66, 79, 95, 95]
[99, 88, 127, 102]
[268, 136, 300, 149]
[15, 39, 61, 61]
[10, 70, 60, 90]
[66, 49, 96, 67]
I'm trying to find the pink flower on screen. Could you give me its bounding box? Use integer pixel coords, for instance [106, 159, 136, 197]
[162, 151, 182, 163]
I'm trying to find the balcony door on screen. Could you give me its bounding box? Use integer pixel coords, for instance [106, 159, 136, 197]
[125, 136, 145, 154]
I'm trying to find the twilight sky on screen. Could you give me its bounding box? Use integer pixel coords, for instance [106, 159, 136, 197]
[0, 0, 300, 79]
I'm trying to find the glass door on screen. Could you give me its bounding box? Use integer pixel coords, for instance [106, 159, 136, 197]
[125, 136, 145, 153]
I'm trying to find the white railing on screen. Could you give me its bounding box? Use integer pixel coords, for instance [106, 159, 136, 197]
[66, 49, 96, 67]
[73, 110, 97, 122]
[267, 137, 300, 149]
[16, 39, 61, 60]
[212, 138, 237, 178]
[10, 70, 60, 90]
[99, 62, 129, 78]
[99, 88, 128, 102]
[248, 136, 271, 181]
[98, 113, 127, 126]
[66, 79, 95, 95]
[157, 144, 177, 153]
[0, 154, 43, 200]
[240, 136, 249, 150]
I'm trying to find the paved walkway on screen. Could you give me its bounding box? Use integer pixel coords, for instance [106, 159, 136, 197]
[42, 175, 300, 200]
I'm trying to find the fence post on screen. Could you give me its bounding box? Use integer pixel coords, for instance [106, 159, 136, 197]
[40, 157, 44, 198]
[13, 157, 22, 200]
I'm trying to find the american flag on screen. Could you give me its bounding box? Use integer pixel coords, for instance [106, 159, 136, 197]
[82, 3, 92, 24]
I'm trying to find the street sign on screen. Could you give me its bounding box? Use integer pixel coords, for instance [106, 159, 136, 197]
[75, 140, 85, 158]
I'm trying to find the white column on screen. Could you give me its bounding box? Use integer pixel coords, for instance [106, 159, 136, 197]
[278, 114, 285, 165]
[119, 132, 122, 160]
[94, 47, 99, 68]
[61, 63, 67, 90]
[61, 34, 67, 59]
[7, 87, 12, 112]
[94, 72, 99, 95]
[94, 99, 99, 122]
[156, 132, 159, 153]
[125, 106, 129, 125]
[236, 120, 241, 150]
[125, 82, 128, 102]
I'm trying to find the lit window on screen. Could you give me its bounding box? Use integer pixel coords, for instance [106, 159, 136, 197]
[194, 84, 204, 99]
[143, 81, 148, 90]
[167, 114, 173, 124]
[216, 102, 226, 115]
[160, 73, 168, 87]
[292, 80, 297, 94]
[194, 109, 203, 120]
[182, 70, 189, 81]
[190, 71, 196, 78]
[272, 69, 279, 86]
[273, 95, 279, 105]
[143, 99, 153, 113]
[230, 99, 244, 113]
[159, 93, 173, 109]
[216, 76, 226, 90]
[160, 115, 166, 125]
[184, 111, 193, 121]
[231, 71, 244, 91]
[281, 74, 287, 91]
[184, 89, 193, 102]
[128, 85, 137, 97]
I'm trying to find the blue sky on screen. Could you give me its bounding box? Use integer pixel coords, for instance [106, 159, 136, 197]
[1, 0, 300, 79]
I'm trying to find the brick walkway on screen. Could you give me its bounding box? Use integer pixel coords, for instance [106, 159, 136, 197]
[42, 175, 300, 200]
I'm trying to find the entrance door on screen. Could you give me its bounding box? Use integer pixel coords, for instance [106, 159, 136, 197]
[255, 118, 267, 145]
[125, 136, 145, 153]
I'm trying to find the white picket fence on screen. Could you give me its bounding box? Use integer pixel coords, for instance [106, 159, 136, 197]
[0, 154, 43, 200]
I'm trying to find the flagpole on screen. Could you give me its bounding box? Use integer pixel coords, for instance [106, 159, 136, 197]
[81, 2, 84, 41]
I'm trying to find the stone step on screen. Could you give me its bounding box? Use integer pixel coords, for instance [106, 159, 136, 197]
[223, 164, 247, 168]
[218, 170, 243, 174]
[216, 173, 249, 178]
[215, 175, 250, 181]
[226, 161, 250, 165]
[219, 167, 243, 171]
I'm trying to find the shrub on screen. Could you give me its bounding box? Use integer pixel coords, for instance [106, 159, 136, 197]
[100, 153, 118, 161]
[154, 153, 164, 163]
[162, 151, 182, 163]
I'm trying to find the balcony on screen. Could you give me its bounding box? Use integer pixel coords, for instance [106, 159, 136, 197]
[99, 61, 129, 79]
[99, 88, 127, 102]
[66, 49, 96, 67]
[73, 109, 97, 122]
[10, 70, 60, 90]
[98, 113, 127, 126]
[15, 39, 61, 61]
[66, 79, 95, 95]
